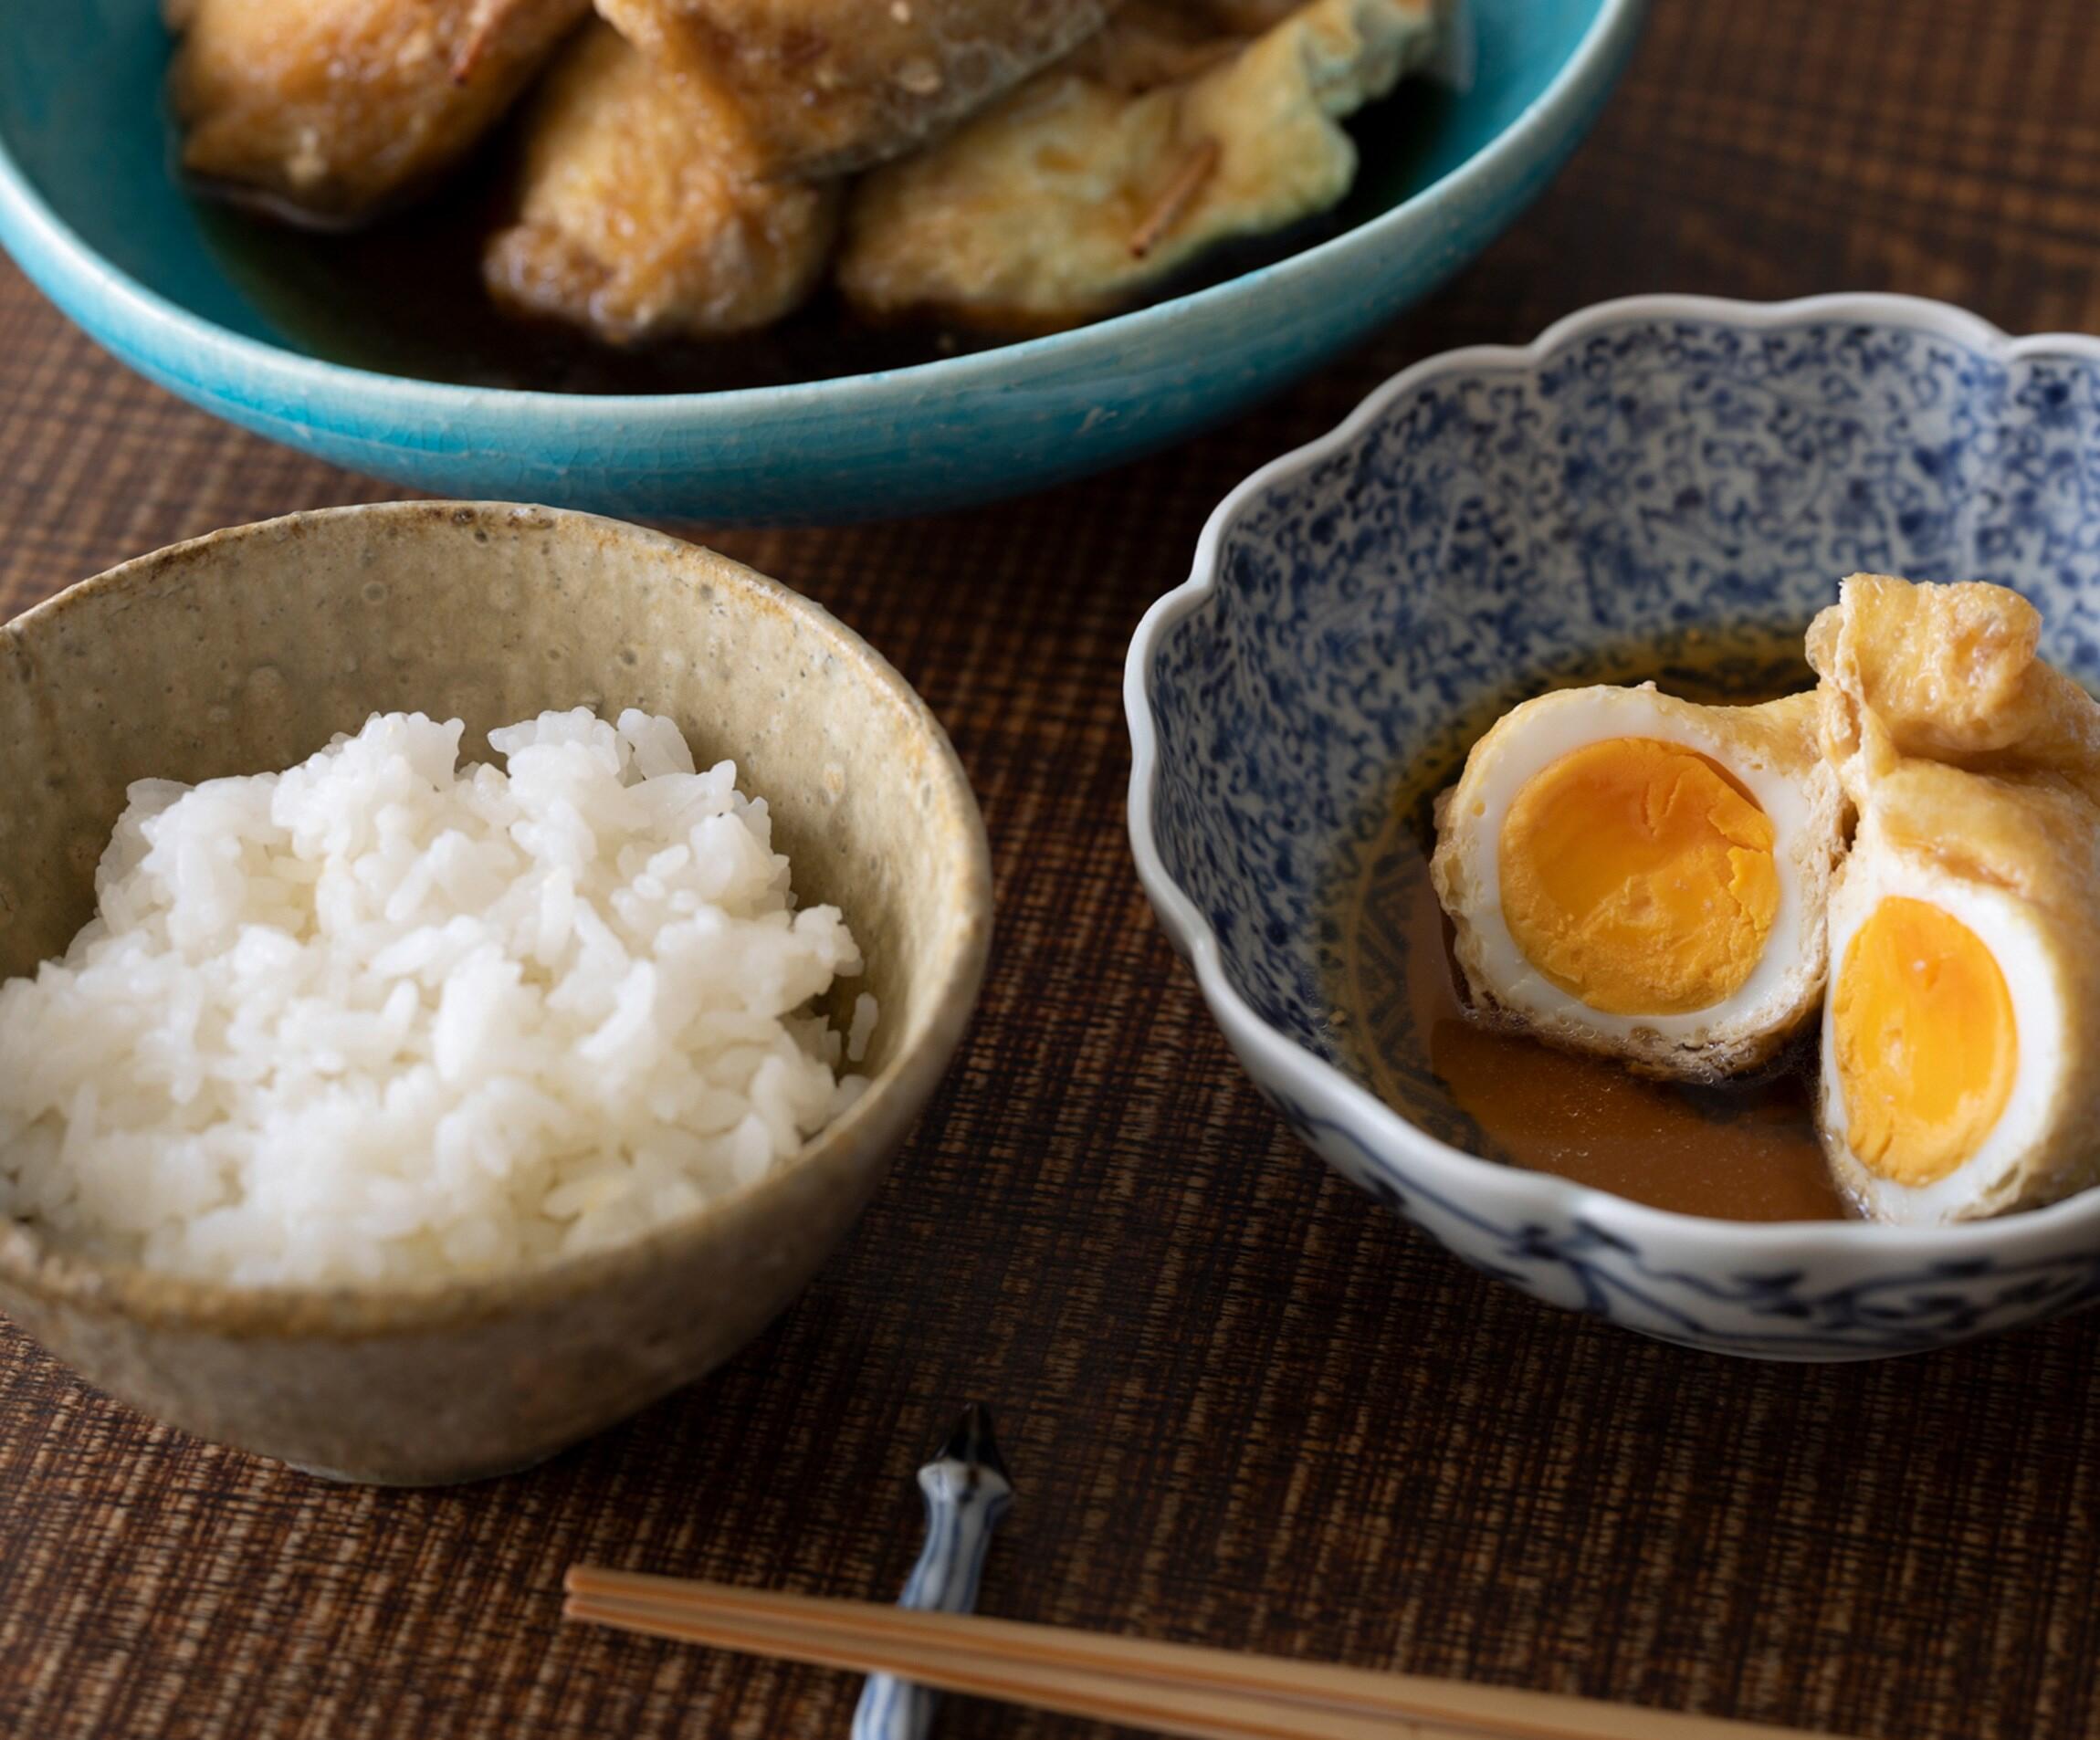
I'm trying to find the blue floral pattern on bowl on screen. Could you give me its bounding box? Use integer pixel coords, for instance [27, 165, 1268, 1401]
[1126, 294, 2100, 1362]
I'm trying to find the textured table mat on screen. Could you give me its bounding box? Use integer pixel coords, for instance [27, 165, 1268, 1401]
[5, 2, 2100, 1735]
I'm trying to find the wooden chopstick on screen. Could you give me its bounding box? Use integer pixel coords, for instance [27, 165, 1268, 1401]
[563, 1569, 1846, 1740]
[569, 1596, 1418, 1740]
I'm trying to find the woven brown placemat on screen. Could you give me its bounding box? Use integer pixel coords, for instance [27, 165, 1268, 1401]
[5, 2, 2100, 1735]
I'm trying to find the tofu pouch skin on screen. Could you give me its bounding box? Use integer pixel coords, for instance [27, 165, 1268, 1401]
[1429, 683, 1844, 1084]
[1810, 574, 2100, 1224]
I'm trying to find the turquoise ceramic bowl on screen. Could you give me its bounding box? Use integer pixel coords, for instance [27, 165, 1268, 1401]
[0, 0, 1643, 524]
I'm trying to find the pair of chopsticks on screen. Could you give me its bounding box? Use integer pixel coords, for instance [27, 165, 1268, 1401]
[564, 1568, 1843, 1740]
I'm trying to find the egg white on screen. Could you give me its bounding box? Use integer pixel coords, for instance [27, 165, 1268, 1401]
[1818, 837, 2068, 1225]
[1433, 686, 1842, 1077]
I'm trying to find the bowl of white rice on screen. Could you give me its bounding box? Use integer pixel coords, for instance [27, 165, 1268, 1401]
[0, 502, 992, 1483]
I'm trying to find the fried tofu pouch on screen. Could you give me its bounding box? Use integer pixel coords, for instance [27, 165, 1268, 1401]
[167, 0, 589, 225]
[1812, 574, 2100, 789]
[1809, 575, 2100, 1222]
[836, 0, 1444, 330]
[484, 22, 840, 344]
[592, 0, 1119, 178]
[1427, 686, 1843, 1082]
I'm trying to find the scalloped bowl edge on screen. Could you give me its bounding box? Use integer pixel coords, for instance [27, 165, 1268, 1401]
[1125, 290, 2100, 1360]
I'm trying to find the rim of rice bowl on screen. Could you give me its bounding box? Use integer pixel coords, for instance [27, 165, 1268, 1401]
[0, 516, 992, 1340]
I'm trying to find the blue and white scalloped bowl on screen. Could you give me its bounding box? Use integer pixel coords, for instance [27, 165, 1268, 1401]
[1127, 292, 2100, 1362]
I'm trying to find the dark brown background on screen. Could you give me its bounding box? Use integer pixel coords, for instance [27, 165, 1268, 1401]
[4, 1, 2099, 1735]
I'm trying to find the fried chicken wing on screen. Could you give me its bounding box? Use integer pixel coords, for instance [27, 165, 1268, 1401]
[168, 0, 590, 226]
[483, 21, 840, 343]
[836, 0, 1444, 330]
[591, 0, 1119, 177]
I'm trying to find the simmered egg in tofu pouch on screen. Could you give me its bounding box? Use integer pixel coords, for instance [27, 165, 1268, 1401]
[1429, 686, 1844, 1081]
[1809, 574, 2100, 1224]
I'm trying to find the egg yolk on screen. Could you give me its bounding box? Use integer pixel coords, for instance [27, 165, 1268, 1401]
[1831, 896, 2017, 1186]
[1497, 737, 1780, 1016]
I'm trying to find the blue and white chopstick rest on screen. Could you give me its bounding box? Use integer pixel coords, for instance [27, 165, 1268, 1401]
[851, 1406, 1014, 1740]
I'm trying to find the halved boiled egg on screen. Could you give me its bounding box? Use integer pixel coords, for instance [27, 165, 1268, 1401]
[1815, 778, 2100, 1221]
[1429, 685, 1844, 1080]
[1810, 573, 2100, 1222]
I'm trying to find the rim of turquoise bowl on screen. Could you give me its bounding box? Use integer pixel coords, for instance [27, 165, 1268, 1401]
[0, 0, 1645, 427]
[1126, 289, 2100, 1261]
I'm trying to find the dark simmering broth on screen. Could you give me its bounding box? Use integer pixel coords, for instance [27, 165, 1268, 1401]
[184, 79, 1455, 393]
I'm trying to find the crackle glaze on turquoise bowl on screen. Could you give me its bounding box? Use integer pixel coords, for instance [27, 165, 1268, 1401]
[0, 0, 1643, 524]
[1129, 293, 2100, 1364]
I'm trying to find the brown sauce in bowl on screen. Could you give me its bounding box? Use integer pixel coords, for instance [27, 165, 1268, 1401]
[1320, 630, 1847, 1223]
[181, 80, 1454, 393]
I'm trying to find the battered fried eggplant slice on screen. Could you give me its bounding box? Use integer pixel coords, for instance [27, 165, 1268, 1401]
[483, 22, 841, 344]
[836, 0, 1444, 330]
[591, 0, 1119, 177]
[167, 0, 590, 226]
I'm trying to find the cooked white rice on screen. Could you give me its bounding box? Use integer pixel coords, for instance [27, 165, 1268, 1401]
[0, 708, 873, 1287]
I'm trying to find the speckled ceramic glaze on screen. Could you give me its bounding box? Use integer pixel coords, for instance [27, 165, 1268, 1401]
[1128, 293, 2100, 1362]
[0, 0, 1643, 524]
[0, 503, 992, 1481]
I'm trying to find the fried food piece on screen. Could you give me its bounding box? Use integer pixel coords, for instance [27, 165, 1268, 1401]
[1806, 576, 2100, 1222]
[483, 22, 840, 344]
[1428, 686, 1841, 1081]
[591, 0, 1118, 177]
[167, 0, 590, 226]
[836, 0, 1444, 330]
[1808, 573, 2100, 791]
